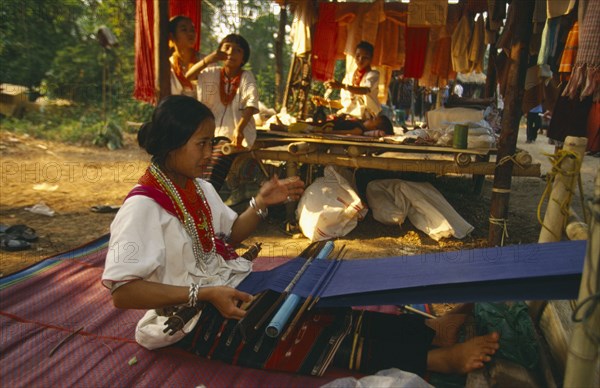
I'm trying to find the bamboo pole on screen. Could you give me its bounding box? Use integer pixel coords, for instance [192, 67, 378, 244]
[565, 209, 588, 241]
[252, 149, 540, 177]
[488, 0, 535, 247]
[154, 0, 170, 101]
[284, 160, 299, 230]
[221, 143, 247, 155]
[538, 136, 587, 243]
[563, 169, 600, 387]
[288, 141, 318, 155]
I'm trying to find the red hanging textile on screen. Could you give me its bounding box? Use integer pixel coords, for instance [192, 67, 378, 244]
[133, 0, 202, 104]
[312, 2, 339, 82]
[134, 0, 156, 104]
[404, 27, 429, 79]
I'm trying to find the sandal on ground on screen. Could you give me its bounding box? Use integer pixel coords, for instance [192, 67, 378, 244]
[90, 205, 120, 213]
[4, 224, 38, 242]
[0, 235, 31, 251]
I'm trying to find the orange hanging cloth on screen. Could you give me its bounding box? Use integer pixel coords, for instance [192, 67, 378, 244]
[559, 22, 579, 82]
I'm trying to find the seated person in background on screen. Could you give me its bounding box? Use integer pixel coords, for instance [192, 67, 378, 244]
[168, 15, 203, 97]
[308, 114, 394, 137]
[187, 34, 259, 195]
[313, 41, 381, 120]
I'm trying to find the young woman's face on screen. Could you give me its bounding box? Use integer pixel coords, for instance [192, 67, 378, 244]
[164, 118, 215, 184]
[171, 18, 196, 50]
[220, 41, 245, 70]
[355, 48, 372, 70]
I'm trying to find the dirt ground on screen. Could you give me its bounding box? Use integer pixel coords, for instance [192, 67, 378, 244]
[0, 128, 597, 281]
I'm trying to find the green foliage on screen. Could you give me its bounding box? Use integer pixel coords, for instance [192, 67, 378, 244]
[2, 105, 104, 143]
[240, 12, 287, 109]
[1, 0, 291, 144]
[0, 0, 84, 90]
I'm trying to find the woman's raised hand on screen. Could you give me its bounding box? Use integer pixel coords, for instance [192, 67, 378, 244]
[206, 50, 228, 66]
[256, 175, 305, 207]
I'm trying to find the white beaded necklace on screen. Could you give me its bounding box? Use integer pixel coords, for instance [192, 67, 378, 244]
[149, 163, 217, 271]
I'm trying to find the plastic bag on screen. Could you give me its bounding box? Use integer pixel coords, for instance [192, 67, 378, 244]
[474, 302, 539, 369]
[296, 166, 367, 242]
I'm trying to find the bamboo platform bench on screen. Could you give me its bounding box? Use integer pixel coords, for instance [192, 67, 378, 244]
[229, 130, 541, 187]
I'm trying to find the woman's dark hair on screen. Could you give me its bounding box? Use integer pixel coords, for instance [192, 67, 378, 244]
[137, 95, 214, 166]
[168, 15, 192, 35]
[218, 34, 251, 66]
[378, 114, 394, 135]
[356, 41, 374, 58]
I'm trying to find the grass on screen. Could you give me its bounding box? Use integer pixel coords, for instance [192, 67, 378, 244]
[1, 99, 153, 145]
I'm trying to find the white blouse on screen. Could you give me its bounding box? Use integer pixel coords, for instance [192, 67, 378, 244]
[169, 55, 200, 98]
[102, 179, 252, 291]
[196, 67, 260, 147]
[339, 68, 382, 119]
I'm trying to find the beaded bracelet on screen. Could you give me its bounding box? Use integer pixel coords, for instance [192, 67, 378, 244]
[249, 197, 268, 220]
[188, 283, 199, 307]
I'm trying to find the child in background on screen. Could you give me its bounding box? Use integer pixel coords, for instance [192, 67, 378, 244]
[187, 34, 260, 200]
[168, 16, 203, 97]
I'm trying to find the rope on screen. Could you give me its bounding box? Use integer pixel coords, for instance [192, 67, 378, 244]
[536, 149, 585, 238]
[489, 217, 509, 246]
[497, 154, 525, 169]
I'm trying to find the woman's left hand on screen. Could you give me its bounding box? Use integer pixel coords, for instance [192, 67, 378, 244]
[255, 175, 305, 207]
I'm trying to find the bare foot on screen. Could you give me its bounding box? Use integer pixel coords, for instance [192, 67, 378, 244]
[427, 332, 500, 374]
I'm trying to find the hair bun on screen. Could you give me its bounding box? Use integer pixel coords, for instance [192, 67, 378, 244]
[137, 122, 152, 149]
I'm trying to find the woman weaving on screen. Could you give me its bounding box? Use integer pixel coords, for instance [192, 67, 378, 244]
[102, 95, 499, 377]
[313, 41, 382, 120]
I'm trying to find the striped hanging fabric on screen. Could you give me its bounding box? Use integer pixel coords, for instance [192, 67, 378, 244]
[134, 0, 156, 104]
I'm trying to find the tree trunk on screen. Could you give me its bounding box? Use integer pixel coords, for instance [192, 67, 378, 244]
[488, 0, 535, 246]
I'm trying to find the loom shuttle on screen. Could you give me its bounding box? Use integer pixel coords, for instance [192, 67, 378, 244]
[265, 241, 335, 338]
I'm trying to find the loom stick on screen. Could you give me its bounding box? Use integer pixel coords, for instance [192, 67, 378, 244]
[398, 305, 437, 319]
[281, 245, 347, 341]
[265, 241, 335, 338]
[48, 326, 84, 357]
[253, 241, 325, 331]
[308, 255, 344, 311]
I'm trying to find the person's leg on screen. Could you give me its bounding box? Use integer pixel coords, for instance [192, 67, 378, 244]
[531, 114, 541, 142]
[526, 112, 536, 142]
